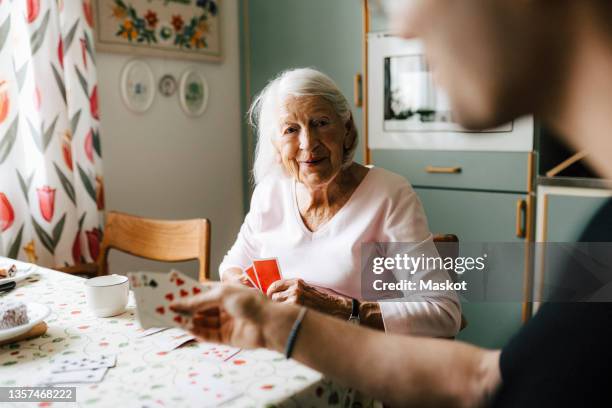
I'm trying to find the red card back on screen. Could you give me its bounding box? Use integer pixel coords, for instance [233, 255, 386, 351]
[244, 266, 260, 289]
[253, 259, 282, 294]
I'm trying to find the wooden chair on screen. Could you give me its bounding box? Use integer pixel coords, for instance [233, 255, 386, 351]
[97, 211, 211, 282]
[433, 233, 468, 332]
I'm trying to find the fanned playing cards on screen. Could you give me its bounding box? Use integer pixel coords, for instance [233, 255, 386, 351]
[129, 270, 209, 330]
[244, 258, 282, 294]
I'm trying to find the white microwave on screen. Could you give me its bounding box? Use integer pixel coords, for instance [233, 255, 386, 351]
[367, 33, 533, 152]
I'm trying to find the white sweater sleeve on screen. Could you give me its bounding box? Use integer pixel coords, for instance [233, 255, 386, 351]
[377, 185, 462, 337]
[218, 186, 263, 279]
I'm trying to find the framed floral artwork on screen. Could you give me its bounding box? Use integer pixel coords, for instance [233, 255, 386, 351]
[93, 0, 221, 62]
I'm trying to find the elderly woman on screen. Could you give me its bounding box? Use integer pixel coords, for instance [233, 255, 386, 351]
[220, 68, 460, 337]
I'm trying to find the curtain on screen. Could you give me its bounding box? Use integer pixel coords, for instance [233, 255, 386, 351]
[0, 0, 104, 268]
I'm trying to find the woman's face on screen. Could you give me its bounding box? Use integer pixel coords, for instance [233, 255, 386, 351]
[275, 95, 351, 188]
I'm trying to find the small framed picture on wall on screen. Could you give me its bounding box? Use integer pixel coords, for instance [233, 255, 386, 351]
[93, 0, 221, 62]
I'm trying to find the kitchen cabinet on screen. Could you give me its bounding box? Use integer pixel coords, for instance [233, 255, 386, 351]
[374, 148, 533, 347]
[536, 184, 611, 242]
[414, 188, 529, 348]
[533, 183, 612, 306]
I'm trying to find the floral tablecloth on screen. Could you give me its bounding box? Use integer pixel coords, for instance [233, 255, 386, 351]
[0, 259, 377, 408]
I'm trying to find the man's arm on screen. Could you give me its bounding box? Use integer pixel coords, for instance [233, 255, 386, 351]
[172, 285, 501, 408]
[262, 302, 501, 408]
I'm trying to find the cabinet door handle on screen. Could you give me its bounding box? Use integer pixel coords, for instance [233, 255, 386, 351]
[516, 199, 527, 238]
[354, 73, 363, 107]
[424, 165, 462, 174]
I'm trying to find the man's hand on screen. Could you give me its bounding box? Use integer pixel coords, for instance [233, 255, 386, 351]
[170, 283, 268, 349]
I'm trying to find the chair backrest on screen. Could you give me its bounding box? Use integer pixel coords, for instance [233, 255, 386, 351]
[432, 234, 459, 277]
[98, 211, 211, 282]
[432, 233, 468, 332]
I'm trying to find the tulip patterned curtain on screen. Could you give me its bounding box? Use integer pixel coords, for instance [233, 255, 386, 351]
[0, 0, 104, 268]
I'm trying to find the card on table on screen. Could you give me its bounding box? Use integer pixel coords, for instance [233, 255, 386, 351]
[153, 327, 196, 353]
[134, 327, 167, 338]
[128, 269, 210, 330]
[199, 343, 241, 363]
[39, 367, 108, 385]
[50, 354, 116, 373]
[177, 372, 242, 407]
[253, 258, 282, 294]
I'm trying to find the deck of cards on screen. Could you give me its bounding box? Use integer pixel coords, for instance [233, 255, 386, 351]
[128, 269, 209, 330]
[38, 354, 116, 385]
[244, 259, 282, 294]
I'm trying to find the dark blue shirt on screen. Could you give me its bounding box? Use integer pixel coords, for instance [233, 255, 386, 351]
[494, 199, 612, 407]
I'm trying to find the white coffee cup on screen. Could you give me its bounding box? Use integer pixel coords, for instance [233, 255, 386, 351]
[84, 274, 129, 317]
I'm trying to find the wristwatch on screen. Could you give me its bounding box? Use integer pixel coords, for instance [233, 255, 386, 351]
[348, 299, 360, 325]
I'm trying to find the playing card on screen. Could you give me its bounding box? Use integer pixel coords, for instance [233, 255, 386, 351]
[153, 327, 196, 353]
[50, 354, 116, 373]
[243, 265, 260, 289]
[134, 327, 167, 338]
[39, 367, 108, 385]
[253, 259, 282, 294]
[176, 369, 242, 407]
[199, 343, 241, 363]
[129, 269, 210, 330]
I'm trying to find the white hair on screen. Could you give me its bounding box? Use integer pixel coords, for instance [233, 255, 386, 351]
[248, 68, 358, 185]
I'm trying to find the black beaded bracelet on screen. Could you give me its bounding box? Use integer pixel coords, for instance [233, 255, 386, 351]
[284, 307, 308, 359]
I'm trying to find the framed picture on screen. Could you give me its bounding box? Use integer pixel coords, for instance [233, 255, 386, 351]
[93, 0, 221, 62]
[179, 68, 209, 117]
[120, 60, 155, 113]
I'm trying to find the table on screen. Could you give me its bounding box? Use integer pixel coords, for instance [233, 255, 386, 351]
[0, 259, 377, 407]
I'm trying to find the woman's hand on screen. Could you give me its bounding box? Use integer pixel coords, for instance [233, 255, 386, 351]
[266, 278, 351, 319]
[221, 267, 254, 288]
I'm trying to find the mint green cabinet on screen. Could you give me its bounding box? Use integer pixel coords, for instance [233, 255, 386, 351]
[533, 186, 612, 305]
[414, 188, 527, 242]
[539, 190, 610, 242]
[372, 150, 530, 193]
[414, 187, 527, 348]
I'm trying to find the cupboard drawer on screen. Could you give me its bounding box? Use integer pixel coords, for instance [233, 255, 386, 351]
[372, 150, 531, 192]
